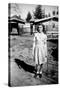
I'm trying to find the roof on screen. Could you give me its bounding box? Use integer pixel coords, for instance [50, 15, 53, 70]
[30, 18, 35, 23]
[8, 15, 25, 24]
[30, 16, 58, 24]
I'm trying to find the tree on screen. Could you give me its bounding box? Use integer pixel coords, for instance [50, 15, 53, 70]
[48, 13, 51, 17]
[33, 5, 45, 19]
[52, 11, 55, 16]
[56, 11, 58, 15]
[26, 12, 32, 22]
[18, 15, 21, 19]
[45, 14, 48, 18]
[56, 7, 59, 15]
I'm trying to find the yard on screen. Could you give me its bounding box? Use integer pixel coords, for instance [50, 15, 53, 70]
[9, 34, 58, 86]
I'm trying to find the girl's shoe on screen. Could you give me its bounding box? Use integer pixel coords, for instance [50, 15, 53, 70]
[34, 71, 39, 78]
[39, 74, 42, 78]
[34, 73, 37, 78]
[39, 71, 42, 78]
[37, 71, 39, 74]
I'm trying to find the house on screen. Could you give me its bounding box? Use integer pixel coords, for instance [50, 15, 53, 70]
[8, 15, 25, 35]
[30, 16, 58, 40]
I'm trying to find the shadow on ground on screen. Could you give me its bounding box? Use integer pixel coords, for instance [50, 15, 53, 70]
[15, 58, 36, 73]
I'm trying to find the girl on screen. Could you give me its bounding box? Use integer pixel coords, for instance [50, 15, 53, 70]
[33, 24, 47, 78]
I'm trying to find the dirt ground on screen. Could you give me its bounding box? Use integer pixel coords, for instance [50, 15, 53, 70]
[9, 34, 58, 86]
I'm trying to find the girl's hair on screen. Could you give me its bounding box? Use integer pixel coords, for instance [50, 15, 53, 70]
[37, 24, 46, 34]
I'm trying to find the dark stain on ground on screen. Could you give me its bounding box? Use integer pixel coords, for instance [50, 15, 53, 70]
[51, 47, 58, 61]
[15, 58, 36, 73]
[51, 40, 58, 61]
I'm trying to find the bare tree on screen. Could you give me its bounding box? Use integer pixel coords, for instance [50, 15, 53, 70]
[10, 3, 21, 16]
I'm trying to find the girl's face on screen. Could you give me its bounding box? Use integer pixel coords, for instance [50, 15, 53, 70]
[38, 25, 43, 33]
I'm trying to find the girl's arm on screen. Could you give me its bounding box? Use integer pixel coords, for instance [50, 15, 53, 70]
[44, 35, 47, 57]
[32, 33, 37, 61]
[33, 33, 37, 49]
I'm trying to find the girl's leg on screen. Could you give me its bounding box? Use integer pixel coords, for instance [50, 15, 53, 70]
[39, 64, 43, 73]
[39, 64, 43, 78]
[34, 47, 38, 77]
[37, 64, 40, 74]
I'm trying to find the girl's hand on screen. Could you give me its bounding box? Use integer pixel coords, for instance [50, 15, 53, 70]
[45, 56, 47, 58]
[33, 56, 35, 62]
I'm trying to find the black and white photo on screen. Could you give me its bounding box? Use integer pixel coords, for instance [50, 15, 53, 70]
[8, 3, 59, 86]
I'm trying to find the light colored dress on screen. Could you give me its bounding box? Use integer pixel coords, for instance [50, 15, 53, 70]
[33, 32, 47, 65]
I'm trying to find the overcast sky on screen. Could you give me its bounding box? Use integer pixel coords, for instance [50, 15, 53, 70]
[10, 3, 58, 19]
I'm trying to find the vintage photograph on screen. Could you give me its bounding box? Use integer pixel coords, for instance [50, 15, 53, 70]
[8, 3, 59, 86]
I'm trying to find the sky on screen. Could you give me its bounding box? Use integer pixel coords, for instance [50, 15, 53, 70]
[10, 3, 58, 19]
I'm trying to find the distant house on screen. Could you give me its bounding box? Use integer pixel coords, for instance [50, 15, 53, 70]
[23, 23, 30, 33]
[8, 15, 25, 35]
